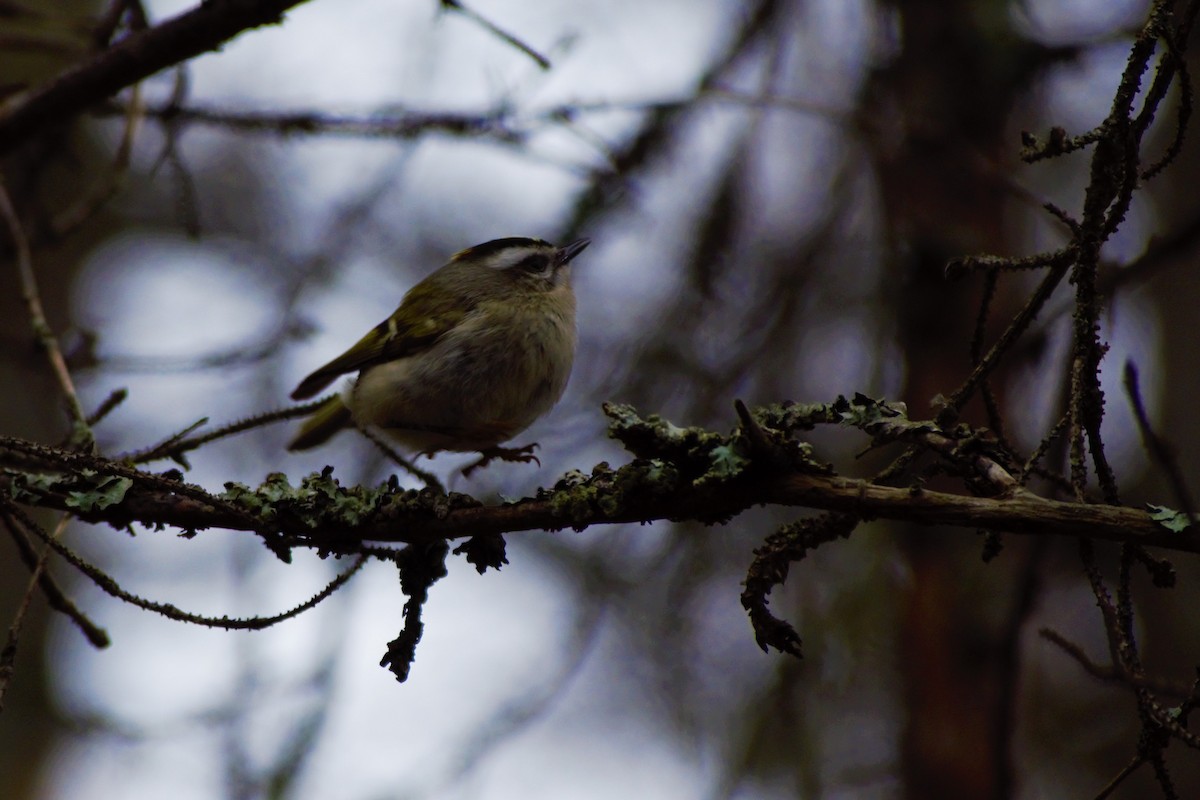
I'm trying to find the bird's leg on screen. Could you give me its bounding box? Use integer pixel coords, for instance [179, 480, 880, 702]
[460, 443, 541, 477]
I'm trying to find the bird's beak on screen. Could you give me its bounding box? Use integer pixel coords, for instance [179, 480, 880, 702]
[556, 238, 590, 266]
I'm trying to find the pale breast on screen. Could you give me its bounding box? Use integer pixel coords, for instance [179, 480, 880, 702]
[348, 299, 575, 453]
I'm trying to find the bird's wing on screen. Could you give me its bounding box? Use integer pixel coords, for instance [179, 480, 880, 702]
[290, 288, 468, 401]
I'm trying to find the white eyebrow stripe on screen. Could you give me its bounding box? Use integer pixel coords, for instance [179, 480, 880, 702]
[486, 246, 545, 270]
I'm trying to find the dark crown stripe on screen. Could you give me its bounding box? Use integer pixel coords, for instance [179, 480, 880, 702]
[453, 237, 550, 261]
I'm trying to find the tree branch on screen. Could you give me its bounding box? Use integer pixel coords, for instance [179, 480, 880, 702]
[0, 0, 311, 155]
[0, 448, 1189, 554]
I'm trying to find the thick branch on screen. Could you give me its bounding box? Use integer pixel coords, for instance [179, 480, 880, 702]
[306, 475, 1200, 551]
[0, 0, 311, 154]
[0, 467, 1190, 554]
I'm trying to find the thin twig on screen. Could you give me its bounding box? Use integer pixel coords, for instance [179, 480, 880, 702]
[8, 495, 366, 629]
[1039, 628, 1195, 699]
[0, 502, 108, 648]
[122, 401, 323, 465]
[937, 250, 1076, 423]
[1124, 361, 1197, 521]
[360, 427, 445, 494]
[0, 513, 71, 713]
[48, 76, 144, 238]
[52, 0, 150, 238]
[0, 177, 93, 450]
[85, 388, 128, 427]
[440, 0, 551, 70]
[1095, 756, 1146, 800]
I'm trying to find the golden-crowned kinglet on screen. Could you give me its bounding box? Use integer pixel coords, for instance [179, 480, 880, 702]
[287, 237, 589, 461]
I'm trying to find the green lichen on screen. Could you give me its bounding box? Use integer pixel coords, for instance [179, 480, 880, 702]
[834, 393, 906, 427]
[541, 458, 681, 528]
[705, 444, 749, 481]
[754, 394, 916, 437]
[603, 402, 752, 484]
[5, 471, 63, 504]
[604, 403, 730, 461]
[1147, 503, 1195, 533]
[603, 401, 836, 488]
[752, 401, 840, 432]
[66, 475, 132, 511]
[5, 468, 132, 512]
[221, 467, 480, 533]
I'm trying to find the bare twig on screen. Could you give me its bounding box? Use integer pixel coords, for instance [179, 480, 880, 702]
[937, 250, 1076, 423]
[0, 503, 108, 648]
[85, 388, 128, 427]
[0, 513, 71, 713]
[122, 400, 324, 465]
[1125, 361, 1197, 521]
[440, 0, 552, 70]
[359, 427, 445, 494]
[1095, 756, 1147, 800]
[49, 1, 148, 240]
[99, 101, 525, 141]
[1040, 628, 1194, 699]
[9, 495, 367, 630]
[0, 177, 93, 449]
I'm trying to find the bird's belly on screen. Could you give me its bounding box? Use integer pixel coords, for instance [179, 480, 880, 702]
[348, 325, 572, 453]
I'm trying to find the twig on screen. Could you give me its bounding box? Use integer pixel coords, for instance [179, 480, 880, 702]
[148, 66, 201, 237]
[122, 401, 323, 465]
[85, 388, 128, 427]
[48, 62, 145, 238]
[359, 427, 445, 494]
[1124, 361, 1197, 521]
[741, 512, 858, 657]
[100, 100, 522, 140]
[440, 0, 551, 70]
[0, 513, 72, 713]
[8, 495, 366, 629]
[937, 250, 1076, 422]
[1039, 628, 1194, 699]
[0, 177, 93, 450]
[0, 502, 108, 648]
[1095, 756, 1147, 800]
[49, 1, 152, 239]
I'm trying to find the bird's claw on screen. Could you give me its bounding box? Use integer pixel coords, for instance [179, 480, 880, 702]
[461, 443, 541, 477]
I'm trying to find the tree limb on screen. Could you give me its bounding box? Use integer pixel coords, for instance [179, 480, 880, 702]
[0, 447, 1189, 553]
[0, 0, 311, 155]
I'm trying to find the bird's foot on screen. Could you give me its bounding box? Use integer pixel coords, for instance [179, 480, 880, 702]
[461, 443, 541, 477]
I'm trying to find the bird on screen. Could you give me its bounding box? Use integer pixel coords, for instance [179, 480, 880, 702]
[287, 236, 589, 472]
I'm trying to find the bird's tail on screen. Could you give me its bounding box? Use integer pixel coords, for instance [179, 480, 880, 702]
[287, 395, 353, 451]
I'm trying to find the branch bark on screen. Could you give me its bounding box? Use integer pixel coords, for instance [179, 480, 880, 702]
[1, 461, 1190, 554]
[0, 0, 311, 155]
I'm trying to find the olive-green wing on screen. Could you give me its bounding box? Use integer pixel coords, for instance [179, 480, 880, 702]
[287, 394, 353, 451]
[290, 286, 469, 400]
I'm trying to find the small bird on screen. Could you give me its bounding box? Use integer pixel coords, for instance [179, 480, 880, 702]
[288, 236, 589, 470]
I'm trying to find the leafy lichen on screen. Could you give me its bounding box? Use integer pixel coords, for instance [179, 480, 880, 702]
[221, 467, 482, 537]
[5, 468, 132, 512]
[603, 401, 832, 488]
[67, 475, 133, 511]
[1146, 503, 1195, 533]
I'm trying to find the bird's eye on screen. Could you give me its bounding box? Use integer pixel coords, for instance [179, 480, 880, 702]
[515, 253, 550, 273]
